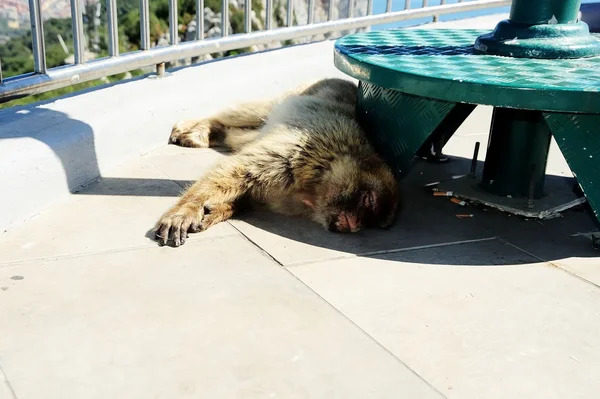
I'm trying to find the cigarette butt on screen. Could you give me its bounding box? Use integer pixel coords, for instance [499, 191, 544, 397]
[451, 174, 466, 180]
[450, 197, 467, 206]
[424, 181, 440, 187]
[433, 191, 453, 197]
[456, 214, 474, 219]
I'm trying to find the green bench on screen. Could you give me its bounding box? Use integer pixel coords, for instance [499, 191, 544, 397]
[334, 0, 600, 244]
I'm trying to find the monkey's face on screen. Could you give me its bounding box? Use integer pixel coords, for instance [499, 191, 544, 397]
[310, 158, 400, 233]
[321, 185, 399, 233]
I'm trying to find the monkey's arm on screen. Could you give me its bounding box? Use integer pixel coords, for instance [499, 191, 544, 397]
[169, 100, 273, 150]
[154, 158, 251, 246]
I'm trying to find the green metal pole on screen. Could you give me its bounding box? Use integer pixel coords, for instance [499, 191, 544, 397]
[509, 0, 581, 24]
[475, 0, 600, 59]
[481, 109, 552, 199]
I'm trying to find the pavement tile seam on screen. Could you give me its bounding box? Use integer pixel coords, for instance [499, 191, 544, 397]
[0, 233, 240, 269]
[279, 257, 449, 399]
[283, 236, 500, 268]
[499, 238, 600, 290]
[0, 364, 17, 399]
[225, 219, 447, 397]
[226, 221, 285, 267]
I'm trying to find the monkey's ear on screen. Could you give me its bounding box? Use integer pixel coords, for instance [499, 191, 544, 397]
[302, 198, 315, 209]
[297, 190, 317, 209]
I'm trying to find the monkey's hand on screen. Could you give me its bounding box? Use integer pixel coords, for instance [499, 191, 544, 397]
[154, 203, 204, 247]
[169, 120, 211, 148]
[155, 153, 251, 247]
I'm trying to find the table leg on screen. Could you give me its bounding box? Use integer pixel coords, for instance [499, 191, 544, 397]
[544, 112, 600, 228]
[356, 82, 469, 178]
[417, 103, 477, 163]
[481, 108, 552, 199]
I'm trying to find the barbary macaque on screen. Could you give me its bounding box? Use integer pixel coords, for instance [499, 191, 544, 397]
[155, 78, 401, 247]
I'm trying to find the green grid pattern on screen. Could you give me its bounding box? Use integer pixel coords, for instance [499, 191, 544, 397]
[336, 29, 600, 92]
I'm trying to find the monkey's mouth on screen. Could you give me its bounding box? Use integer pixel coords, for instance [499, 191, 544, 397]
[328, 212, 362, 233]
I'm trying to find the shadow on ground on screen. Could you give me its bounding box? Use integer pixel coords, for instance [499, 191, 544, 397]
[236, 156, 598, 266]
[140, 155, 599, 266]
[2, 107, 597, 266]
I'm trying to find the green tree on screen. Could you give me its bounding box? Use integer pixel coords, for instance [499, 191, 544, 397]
[1, 0, 269, 109]
[120, 9, 168, 49]
[0, 33, 33, 78]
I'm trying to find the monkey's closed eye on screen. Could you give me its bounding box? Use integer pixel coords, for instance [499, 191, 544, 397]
[361, 191, 377, 211]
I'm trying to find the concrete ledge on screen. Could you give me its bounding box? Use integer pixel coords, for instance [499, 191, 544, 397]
[0, 40, 352, 232]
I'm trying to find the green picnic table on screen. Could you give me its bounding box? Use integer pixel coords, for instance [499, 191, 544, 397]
[334, 0, 600, 245]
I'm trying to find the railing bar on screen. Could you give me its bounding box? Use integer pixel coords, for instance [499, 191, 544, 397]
[169, 0, 178, 45]
[286, 0, 293, 26]
[28, 0, 46, 73]
[106, 0, 119, 56]
[308, 0, 315, 24]
[196, 0, 205, 40]
[244, 0, 252, 33]
[348, 0, 354, 18]
[328, 0, 334, 21]
[367, 0, 373, 15]
[386, 0, 392, 13]
[422, 0, 427, 7]
[140, 0, 151, 49]
[0, 59, 3, 84]
[265, 0, 273, 29]
[2, 0, 512, 102]
[405, 0, 410, 10]
[222, 0, 229, 36]
[435, 0, 446, 21]
[71, 0, 85, 63]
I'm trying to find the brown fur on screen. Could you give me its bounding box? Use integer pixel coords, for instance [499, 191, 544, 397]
[156, 78, 401, 246]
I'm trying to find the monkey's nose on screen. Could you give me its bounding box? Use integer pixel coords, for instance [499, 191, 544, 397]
[331, 213, 362, 233]
[344, 213, 361, 233]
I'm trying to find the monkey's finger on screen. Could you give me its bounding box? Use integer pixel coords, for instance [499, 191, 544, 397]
[156, 222, 171, 246]
[154, 227, 163, 245]
[179, 219, 193, 245]
[172, 224, 182, 247]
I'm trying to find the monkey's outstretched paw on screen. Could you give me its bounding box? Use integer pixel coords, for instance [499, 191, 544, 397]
[154, 204, 204, 247]
[169, 120, 211, 148]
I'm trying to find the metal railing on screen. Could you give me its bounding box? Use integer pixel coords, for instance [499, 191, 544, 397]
[0, 0, 510, 103]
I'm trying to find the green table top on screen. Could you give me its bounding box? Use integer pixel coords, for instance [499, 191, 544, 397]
[334, 29, 600, 113]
